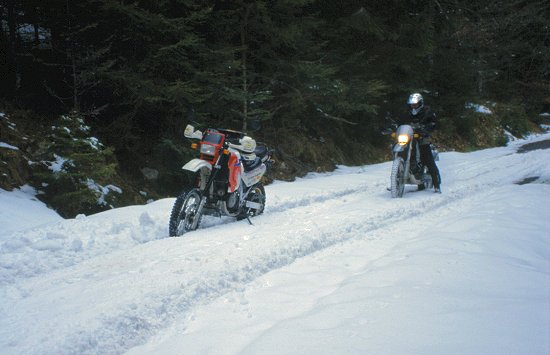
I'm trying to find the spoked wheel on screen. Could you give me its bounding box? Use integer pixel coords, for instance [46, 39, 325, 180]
[169, 188, 202, 236]
[390, 156, 405, 198]
[238, 184, 265, 220]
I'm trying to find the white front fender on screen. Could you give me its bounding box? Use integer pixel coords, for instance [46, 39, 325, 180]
[182, 159, 212, 173]
[393, 143, 406, 153]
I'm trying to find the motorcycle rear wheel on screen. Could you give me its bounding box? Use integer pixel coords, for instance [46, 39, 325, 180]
[391, 157, 405, 198]
[169, 188, 202, 237]
[238, 184, 265, 220]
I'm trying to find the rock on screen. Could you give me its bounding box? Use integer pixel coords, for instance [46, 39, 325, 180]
[0, 149, 31, 190]
[141, 167, 159, 180]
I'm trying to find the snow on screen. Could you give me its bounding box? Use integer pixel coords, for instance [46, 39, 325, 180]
[44, 153, 72, 172]
[85, 179, 123, 206]
[87, 136, 103, 150]
[0, 142, 19, 150]
[1, 133, 550, 354]
[465, 102, 493, 114]
[0, 185, 62, 237]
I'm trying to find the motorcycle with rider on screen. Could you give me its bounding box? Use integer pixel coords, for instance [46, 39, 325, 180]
[385, 93, 442, 197]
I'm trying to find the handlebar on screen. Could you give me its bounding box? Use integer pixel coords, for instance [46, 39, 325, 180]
[381, 122, 433, 138]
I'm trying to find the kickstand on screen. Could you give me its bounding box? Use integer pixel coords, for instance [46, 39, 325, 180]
[246, 214, 254, 225]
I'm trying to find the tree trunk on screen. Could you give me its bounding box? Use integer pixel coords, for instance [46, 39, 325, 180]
[0, 6, 6, 97]
[34, 23, 39, 46]
[0, 6, 4, 42]
[71, 51, 79, 111]
[6, 0, 18, 96]
[240, 4, 252, 132]
[66, 0, 79, 111]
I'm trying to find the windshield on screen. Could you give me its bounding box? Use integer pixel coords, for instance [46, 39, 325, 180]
[203, 132, 223, 144]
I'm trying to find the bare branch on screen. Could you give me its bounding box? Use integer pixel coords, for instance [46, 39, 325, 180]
[316, 108, 358, 125]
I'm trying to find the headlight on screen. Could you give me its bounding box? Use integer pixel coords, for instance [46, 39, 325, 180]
[200, 144, 216, 156]
[397, 134, 410, 145]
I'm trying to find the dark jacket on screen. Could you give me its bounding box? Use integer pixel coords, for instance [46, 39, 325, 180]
[398, 106, 437, 129]
[398, 106, 437, 144]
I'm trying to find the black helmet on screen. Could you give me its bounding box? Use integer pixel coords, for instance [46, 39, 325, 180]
[407, 93, 424, 116]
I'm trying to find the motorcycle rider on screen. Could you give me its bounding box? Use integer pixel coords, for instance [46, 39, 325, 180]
[400, 93, 442, 193]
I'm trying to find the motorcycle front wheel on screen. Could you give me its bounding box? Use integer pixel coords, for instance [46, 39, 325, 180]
[169, 188, 203, 237]
[390, 156, 405, 198]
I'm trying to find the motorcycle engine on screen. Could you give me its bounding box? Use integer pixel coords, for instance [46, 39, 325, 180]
[411, 162, 422, 180]
[214, 180, 227, 198]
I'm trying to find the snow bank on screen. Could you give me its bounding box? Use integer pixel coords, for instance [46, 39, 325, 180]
[0, 185, 62, 238]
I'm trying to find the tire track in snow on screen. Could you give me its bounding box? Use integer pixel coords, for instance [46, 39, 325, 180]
[0, 175, 381, 286]
[46, 159, 522, 354]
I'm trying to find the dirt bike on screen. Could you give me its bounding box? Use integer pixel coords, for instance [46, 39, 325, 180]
[169, 124, 273, 237]
[387, 123, 439, 198]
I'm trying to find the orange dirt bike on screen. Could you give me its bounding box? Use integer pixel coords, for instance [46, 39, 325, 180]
[169, 125, 273, 236]
[386, 123, 439, 198]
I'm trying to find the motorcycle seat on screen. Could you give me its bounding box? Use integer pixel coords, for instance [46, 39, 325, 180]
[242, 142, 271, 171]
[254, 143, 268, 159]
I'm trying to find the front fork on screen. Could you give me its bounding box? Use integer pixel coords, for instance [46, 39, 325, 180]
[191, 196, 207, 230]
[394, 142, 413, 181]
[192, 154, 224, 222]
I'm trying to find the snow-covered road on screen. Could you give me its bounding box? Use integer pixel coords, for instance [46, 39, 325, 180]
[1, 133, 549, 354]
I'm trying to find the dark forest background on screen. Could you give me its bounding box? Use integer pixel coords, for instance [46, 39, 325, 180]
[1, 0, 549, 217]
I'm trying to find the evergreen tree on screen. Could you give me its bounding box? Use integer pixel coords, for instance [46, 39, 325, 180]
[0, 0, 20, 99]
[2, 0, 547, 209]
[34, 112, 121, 217]
[482, 0, 549, 110]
